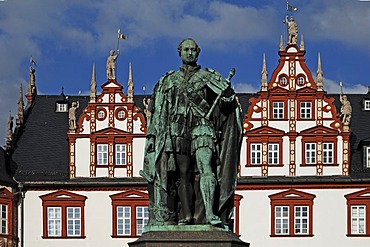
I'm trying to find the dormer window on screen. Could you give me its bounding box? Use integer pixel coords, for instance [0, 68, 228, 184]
[56, 103, 68, 112]
[364, 100, 370, 110]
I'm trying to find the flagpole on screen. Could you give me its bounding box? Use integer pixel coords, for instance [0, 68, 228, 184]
[116, 29, 121, 51]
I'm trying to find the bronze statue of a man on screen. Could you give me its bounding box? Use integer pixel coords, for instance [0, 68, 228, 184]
[141, 38, 242, 229]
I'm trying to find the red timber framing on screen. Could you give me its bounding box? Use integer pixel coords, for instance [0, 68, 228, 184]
[40, 190, 87, 239]
[245, 126, 285, 176]
[67, 79, 146, 178]
[243, 43, 349, 177]
[345, 188, 370, 237]
[233, 194, 243, 236]
[110, 190, 149, 238]
[269, 189, 315, 237]
[0, 188, 14, 243]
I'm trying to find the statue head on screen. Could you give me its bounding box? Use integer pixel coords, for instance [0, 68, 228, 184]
[178, 38, 201, 65]
[110, 50, 115, 55]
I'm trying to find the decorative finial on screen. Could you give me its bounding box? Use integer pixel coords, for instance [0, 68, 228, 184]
[279, 35, 284, 51]
[4, 113, 13, 151]
[316, 53, 323, 91]
[90, 63, 97, 102]
[261, 53, 268, 91]
[300, 34, 305, 50]
[127, 62, 134, 103]
[16, 84, 24, 126]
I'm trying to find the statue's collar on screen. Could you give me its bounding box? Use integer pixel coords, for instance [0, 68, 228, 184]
[179, 64, 201, 78]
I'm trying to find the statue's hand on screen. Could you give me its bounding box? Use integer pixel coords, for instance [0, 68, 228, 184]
[147, 137, 155, 153]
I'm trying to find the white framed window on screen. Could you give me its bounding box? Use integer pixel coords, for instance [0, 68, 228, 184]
[300, 102, 312, 119]
[294, 206, 309, 235]
[116, 144, 126, 165]
[305, 143, 316, 164]
[136, 206, 149, 236]
[351, 205, 366, 234]
[297, 76, 305, 85]
[275, 206, 289, 235]
[364, 100, 370, 110]
[56, 103, 68, 112]
[67, 207, 81, 237]
[366, 147, 370, 168]
[280, 77, 287, 85]
[97, 144, 108, 165]
[117, 206, 131, 236]
[251, 144, 262, 165]
[0, 204, 6, 234]
[323, 143, 334, 164]
[268, 144, 279, 165]
[47, 207, 62, 237]
[272, 102, 284, 119]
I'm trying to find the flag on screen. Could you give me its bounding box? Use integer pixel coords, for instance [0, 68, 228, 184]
[287, 4, 298, 11]
[117, 29, 127, 39]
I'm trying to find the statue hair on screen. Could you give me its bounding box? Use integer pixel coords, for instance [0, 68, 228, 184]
[177, 38, 201, 56]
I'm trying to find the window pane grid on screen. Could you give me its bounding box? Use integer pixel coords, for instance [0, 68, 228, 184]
[117, 206, 131, 236]
[300, 102, 311, 119]
[116, 144, 127, 165]
[351, 205, 366, 234]
[97, 144, 108, 165]
[251, 144, 261, 165]
[47, 207, 61, 237]
[273, 102, 284, 119]
[294, 206, 309, 235]
[323, 143, 334, 164]
[0, 205, 6, 234]
[136, 206, 149, 236]
[305, 143, 316, 164]
[67, 207, 81, 236]
[275, 206, 289, 235]
[268, 144, 279, 165]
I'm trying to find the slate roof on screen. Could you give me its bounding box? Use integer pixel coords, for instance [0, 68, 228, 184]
[8, 92, 370, 187]
[0, 147, 16, 186]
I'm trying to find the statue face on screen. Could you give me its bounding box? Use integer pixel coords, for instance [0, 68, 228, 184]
[180, 39, 198, 65]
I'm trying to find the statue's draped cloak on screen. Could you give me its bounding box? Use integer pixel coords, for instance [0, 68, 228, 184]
[142, 67, 243, 227]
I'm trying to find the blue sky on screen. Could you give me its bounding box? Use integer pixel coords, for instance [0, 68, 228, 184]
[0, 0, 370, 142]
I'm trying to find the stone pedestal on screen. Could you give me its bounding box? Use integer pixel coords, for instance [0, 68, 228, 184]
[128, 225, 250, 247]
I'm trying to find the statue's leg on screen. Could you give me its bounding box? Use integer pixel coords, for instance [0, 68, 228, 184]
[176, 154, 193, 225]
[196, 147, 221, 226]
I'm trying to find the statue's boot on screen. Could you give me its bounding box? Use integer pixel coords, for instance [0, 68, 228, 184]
[200, 173, 222, 226]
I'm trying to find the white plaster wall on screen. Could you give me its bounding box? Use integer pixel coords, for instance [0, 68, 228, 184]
[79, 117, 91, 135]
[133, 118, 144, 134]
[115, 94, 123, 102]
[239, 139, 247, 176]
[114, 119, 127, 132]
[22, 191, 136, 247]
[96, 113, 109, 131]
[236, 188, 370, 247]
[101, 94, 109, 103]
[132, 138, 145, 177]
[296, 121, 316, 132]
[75, 138, 91, 177]
[276, 62, 289, 80]
[96, 167, 108, 177]
[251, 112, 261, 119]
[295, 62, 305, 75]
[114, 167, 128, 177]
[249, 121, 261, 130]
[268, 121, 289, 131]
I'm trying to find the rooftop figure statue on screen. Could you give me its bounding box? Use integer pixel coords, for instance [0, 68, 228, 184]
[106, 50, 120, 80]
[141, 38, 243, 230]
[287, 16, 298, 45]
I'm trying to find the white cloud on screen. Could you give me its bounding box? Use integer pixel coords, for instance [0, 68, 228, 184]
[323, 77, 368, 94]
[233, 82, 260, 93]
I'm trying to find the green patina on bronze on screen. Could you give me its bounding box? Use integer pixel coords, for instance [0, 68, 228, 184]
[140, 38, 243, 231]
